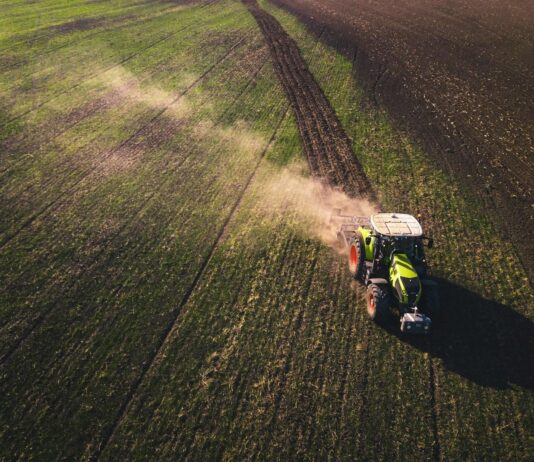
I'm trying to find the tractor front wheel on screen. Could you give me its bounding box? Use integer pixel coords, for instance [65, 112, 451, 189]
[348, 232, 365, 281]
[366, 283, 391, 323]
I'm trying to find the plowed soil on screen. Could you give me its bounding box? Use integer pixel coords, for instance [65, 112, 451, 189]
[270, 0, 534, 280]
[244, 0, 376, 202]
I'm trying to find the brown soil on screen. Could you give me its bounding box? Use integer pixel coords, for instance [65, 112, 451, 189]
[269, 0, 534, 281]
[243, 0, 377, 204]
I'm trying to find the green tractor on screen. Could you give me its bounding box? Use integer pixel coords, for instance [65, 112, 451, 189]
[333, 212, 438, 334]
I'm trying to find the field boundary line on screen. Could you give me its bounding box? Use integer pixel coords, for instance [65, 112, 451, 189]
[90, 104, 290, 461]
[0, 36, 248, 252]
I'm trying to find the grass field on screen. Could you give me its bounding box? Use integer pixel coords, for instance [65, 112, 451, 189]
[0, 0, 532, 460]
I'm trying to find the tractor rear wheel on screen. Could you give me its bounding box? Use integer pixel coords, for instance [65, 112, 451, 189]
[366, 283, 391, 323]
[348, 231, 365, 281]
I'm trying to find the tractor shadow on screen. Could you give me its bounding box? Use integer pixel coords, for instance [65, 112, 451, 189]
[382, 277, 534, 390]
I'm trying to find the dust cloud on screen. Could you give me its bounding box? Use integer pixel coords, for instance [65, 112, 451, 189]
[260, 164, 378, 250]
[194, 119, 265, 156]
[100, 66, 196, 117]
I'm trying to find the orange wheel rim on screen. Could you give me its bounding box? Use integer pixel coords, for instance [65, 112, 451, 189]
[368, 292, 376, 315]
[350, 245, 358, 267]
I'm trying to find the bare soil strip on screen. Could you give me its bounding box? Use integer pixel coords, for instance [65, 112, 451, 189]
[243, 0, 376, 203]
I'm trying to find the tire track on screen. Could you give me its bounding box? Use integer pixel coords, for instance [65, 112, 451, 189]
[1, 13, 143, 70]
[0, 43, 270, 365]
[0, 36, 247, 252]
[90, 105, 290, 461]
[333, 281, 360, 458]
[428, 356, 442, 462]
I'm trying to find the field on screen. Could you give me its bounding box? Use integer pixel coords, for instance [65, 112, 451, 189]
[271, 0, 534, 281]
[0, 0, 532, 460]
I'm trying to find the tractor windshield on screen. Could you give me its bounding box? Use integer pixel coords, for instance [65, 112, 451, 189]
[390, 236, 425, 264]
[392, 237, 414, 254]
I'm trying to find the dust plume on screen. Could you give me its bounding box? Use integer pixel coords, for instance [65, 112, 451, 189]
[194, 119, 265, 155]
[260, 164, 379, 250]
[99, 66, 196, 118]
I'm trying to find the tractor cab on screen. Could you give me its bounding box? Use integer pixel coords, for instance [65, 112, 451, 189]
[367, 213, 429, 277]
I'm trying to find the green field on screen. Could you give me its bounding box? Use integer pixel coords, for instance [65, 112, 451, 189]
[0, 0, 532, 460]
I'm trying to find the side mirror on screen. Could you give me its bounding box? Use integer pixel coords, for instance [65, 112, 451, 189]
[365, 237, 372, 245]
[427, 238, 434, 249]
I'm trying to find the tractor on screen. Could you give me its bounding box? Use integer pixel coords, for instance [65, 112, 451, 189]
[332, 212, 439, 334]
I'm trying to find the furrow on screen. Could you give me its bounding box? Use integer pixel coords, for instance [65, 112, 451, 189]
[243, 0, 375, 202]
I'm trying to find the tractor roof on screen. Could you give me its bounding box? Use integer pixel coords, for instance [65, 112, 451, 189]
[370, 213, 423, 237]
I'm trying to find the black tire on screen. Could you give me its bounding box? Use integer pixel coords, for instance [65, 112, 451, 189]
[366, 283, 391, 323]
[348, 231, 365, 281]
[421, 279, 440, 317]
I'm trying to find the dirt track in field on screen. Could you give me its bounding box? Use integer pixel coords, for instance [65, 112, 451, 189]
[243, 0, 376, 203]
[269, 0, 534, 281]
